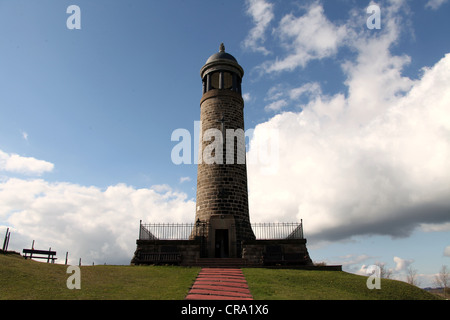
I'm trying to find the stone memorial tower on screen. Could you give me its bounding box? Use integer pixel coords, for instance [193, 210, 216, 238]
[132, 44, 320, 269]
[194, 43, 255, 258]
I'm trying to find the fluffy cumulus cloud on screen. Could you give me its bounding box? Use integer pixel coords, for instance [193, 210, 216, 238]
[247, 0, 450, 243]
[0, 178, 194, 264]
[393, 256, 414, 271]
[259, 2, 347, 73]
[0, 150, 54, 176]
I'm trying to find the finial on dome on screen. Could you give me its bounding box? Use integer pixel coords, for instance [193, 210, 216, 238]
[219, 43, 225, 52]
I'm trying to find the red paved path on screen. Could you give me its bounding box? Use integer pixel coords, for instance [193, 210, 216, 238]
[185, 268, 253, 300]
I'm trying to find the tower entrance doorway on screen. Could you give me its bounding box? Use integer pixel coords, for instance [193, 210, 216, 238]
[215, 229, 229, 258]
[208, 215, 236, 258]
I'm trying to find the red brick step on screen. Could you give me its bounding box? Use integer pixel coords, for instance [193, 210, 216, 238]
[185, 268, 253, 300]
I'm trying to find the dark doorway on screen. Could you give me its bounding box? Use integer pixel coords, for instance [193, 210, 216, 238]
[215, 229, 229, 258]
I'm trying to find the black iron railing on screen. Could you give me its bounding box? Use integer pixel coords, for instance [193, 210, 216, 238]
[252, 222, 304, 240]
[139, 222, 197, 240]
[138, 220, 304, 240]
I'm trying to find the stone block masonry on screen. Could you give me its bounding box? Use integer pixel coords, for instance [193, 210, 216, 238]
[195, 47, 256, 247]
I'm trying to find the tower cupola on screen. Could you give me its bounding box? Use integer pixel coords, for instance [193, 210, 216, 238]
[200, 43, 243, 95]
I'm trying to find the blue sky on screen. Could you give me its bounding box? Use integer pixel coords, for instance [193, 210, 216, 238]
[1, 0, 449, 288]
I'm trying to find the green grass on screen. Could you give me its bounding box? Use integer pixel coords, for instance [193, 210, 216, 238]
[242, 268, 439, 300]
[0, 254, 200, 300]
[0, 254, 440, 300]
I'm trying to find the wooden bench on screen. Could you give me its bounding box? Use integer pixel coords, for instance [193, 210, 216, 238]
[23, 249, 57, 263]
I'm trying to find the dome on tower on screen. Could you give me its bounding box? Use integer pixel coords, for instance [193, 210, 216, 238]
[200, 43, 244, 94]
[205, 43, 238, 64]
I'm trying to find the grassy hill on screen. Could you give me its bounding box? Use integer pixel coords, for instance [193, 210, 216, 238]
[0, 253, 200, 300]
[243, 268, 439, 300]
[0, 253, 439, 300]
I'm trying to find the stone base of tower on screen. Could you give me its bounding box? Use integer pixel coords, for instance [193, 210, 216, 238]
[130, 238, 315, 268]
[242, 239, 313, 267]
[131, 221, 319, 267]
[131, 239, 203, 266]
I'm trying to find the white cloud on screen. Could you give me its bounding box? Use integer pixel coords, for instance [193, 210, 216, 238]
[425, 0, 448, 10]
[357, 264, 373, 276]
[394, 256, 413, 271]
[0, 150, 54, 176]
[444, 246, 450, 257]
[242, 92, 252, 103]
[179, 176, 191, 183]
[242, 0, 274, 55]
[260, 2, 347, 73]
[247, 1, 450, 243]
[0, 178, 195, 264]
[420, 222, 450, 232]
[264, 82, 322, 112]
[264, 99, 288, 112]
[326, 254, 372, 273]
[289, 82, 322, 101]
